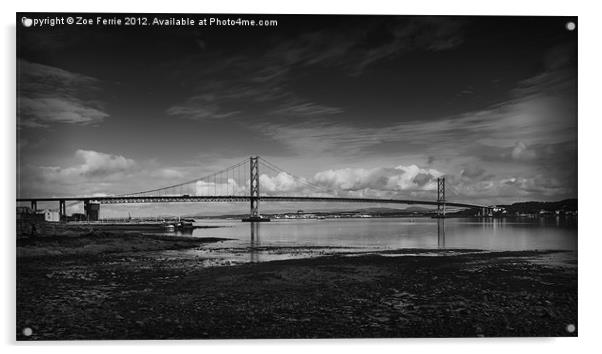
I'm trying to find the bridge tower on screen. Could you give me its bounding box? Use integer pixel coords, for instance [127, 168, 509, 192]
[436, 177, 446, 218]
[250, 156, 260, 218]
[243, 156, 270, 222]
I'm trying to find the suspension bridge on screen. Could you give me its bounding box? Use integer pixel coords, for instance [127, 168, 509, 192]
[17, 156, 490, 221]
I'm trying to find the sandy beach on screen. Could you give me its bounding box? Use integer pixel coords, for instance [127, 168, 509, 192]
[16, 232, 577, 340]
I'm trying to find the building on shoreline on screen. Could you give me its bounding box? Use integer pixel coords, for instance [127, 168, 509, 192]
[16, 207, 59, 222]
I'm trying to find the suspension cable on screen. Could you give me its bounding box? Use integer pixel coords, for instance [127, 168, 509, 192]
[116, 158, 249, 196]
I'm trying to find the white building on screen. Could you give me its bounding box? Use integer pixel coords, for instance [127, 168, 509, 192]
[41, 209, 60, 222]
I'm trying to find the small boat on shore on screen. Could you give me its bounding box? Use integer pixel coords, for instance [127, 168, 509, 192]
[174, 217, 195, 230]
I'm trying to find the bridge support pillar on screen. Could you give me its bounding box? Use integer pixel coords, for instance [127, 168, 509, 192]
[84, 200, 100, 221]
[84, 200, 89, 220]
[30, 200, 37, 212]
[59, 200, 66, 222]
[436, 177, 446, 218]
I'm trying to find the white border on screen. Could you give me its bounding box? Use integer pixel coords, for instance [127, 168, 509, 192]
[2, 0, 600, 353]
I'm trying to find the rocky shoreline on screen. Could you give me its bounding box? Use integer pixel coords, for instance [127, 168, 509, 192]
[16, 233, 577, 340]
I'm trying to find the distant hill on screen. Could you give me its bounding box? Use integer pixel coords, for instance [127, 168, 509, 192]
[501, 199, 577, 213]
[442, 198, 578, 217]
[404, 206, 433, 213]
[187, 199, 577, 219]
[353, 207, 404, 214]
[353, 206, 431, 214]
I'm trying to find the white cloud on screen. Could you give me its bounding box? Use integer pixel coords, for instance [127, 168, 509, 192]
[215, 164, 447, 199]
[166, 94, 240, 121]
[24, 149, 574, 205]
[152, 168, 185, 179]
[449, 174, 571, 203]
[18, 60, 108, 128]
[40, 149, 136, 182]
[511, 141, 538, 161]
[194, 179, 246, 196]
[271, 102, 343, 116]
[251, 161, 574, 205]
[260, 172, 307, 194]
[460, 164, 486, 179]
[166, 18, 463, 122]
[19, 97, 108, 128]
[313, 165, 443, 197]
[259, 86, 575, 160]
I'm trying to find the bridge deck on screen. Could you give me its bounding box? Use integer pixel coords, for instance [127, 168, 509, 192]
[16, 195, 484, 209]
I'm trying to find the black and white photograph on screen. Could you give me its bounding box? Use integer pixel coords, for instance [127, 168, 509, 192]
[15, 12, 578, 340]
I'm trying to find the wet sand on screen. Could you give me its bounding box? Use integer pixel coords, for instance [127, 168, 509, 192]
[17, 232, 229, 258]
[16, 233, 577, 340]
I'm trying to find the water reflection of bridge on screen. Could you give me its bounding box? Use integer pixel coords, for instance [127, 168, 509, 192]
[438, 219, 445, 249]
[246, 219, 446, 263]
[250, 222, 260, 263]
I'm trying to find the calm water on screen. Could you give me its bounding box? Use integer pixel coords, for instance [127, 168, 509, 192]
[158, 217, 577, 264]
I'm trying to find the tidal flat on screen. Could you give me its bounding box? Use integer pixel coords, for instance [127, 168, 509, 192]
[16, 232, 577, 340]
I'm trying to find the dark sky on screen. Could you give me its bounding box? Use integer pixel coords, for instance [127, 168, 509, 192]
[17, 14, 577, 212]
